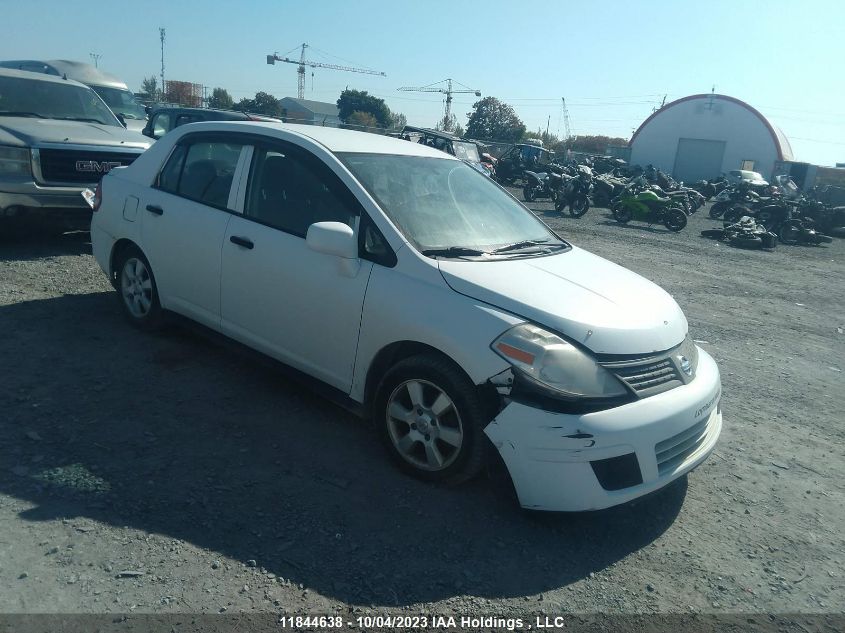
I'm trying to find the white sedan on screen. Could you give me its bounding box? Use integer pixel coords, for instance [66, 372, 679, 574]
[90, 121, 722, 511]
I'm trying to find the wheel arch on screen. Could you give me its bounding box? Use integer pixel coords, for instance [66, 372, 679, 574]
[362, 341, 500, 420]
[109, 238, 142, 288]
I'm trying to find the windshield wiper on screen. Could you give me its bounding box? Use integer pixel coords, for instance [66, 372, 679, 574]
[491, 239, 556, 254]
[0, 111, 46, 118]
[421, 246, 489, 258]
[57, 117, 108, 125]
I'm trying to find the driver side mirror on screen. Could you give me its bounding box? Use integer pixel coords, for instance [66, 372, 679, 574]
[306, 221, 357, 259]
[116, 113, 127, 128]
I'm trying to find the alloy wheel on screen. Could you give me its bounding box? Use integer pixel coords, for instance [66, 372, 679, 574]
[385, 379, 464, 472]
[121, 257, 153, 318]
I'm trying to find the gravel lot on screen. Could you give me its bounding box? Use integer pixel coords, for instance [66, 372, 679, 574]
[1, 196, 843, 623]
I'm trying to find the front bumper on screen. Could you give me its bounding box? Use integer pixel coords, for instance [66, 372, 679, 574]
[1, 180, 93, 216]
[485, 348, 722, 511]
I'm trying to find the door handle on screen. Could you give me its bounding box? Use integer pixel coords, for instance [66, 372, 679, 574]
[229, 235, 254, 249]
[145, 204, 164, 216]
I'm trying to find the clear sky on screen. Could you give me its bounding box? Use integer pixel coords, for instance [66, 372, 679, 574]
[2, 0, 843, 165]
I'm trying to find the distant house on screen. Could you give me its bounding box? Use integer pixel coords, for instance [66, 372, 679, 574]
[279, 97, 341, 127]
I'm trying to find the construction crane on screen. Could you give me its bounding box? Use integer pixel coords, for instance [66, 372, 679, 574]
[397, 79, 480, 132]
[266, 43, 386, 100]
[561, 97, 572, 141]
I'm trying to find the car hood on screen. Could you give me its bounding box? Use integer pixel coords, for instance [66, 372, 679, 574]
[0, 117, 151, 149]
[437, 246, 687, 355]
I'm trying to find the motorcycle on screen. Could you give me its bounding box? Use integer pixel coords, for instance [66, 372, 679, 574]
[610, 179, 688, 232]
[709, 185, 762, 219]
[701, 216, 778, 250]
[523, 170, 561, 202]
[555, 165, 593, 217]
[778, 216, 833, 246]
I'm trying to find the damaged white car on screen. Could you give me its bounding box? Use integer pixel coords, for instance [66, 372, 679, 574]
[90, 121, 722, 511]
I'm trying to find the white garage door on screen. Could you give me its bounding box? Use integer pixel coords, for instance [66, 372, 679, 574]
[673, 138, 726, 182]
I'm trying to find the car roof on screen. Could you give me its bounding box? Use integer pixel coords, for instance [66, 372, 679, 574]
[151, 106, 249, 119]
[176, 121, 458, 158]
[0, 66, 90, 88]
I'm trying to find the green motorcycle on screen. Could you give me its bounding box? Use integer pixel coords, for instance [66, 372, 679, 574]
[611, 181, 688, 232]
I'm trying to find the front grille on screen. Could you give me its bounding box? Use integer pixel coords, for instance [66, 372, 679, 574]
[604, 357, 683, 397]
[38, 149, 140, 184]
[655, 416, 711, 475]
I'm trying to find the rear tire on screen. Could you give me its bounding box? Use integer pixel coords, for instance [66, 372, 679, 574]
[730, 234, 763, 249]
[114, 245, 164, 331]
[375, 354, 487, 485]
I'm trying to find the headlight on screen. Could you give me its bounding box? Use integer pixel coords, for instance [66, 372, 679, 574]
[0, 145, 31, 175]
[492, 324, 628, 400]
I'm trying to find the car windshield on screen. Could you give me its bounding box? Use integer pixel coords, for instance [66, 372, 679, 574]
[91, 85, 147, 120]
[452, 141, 480, 162]
[339, 153, 564, 255]
[0, 75, 120, 126]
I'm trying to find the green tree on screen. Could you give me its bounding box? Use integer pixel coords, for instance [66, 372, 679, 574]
[559, 135, 628, 155]
[236, 91, 282, 117]
[454, 123, 465, 138]
[465, 97, 526, 142]
[389, 111, 407, 130]
[140, 76, 159, 100]
[344, 110, 380, 132]
[208, 87, 234, 110]
[337, 89, 391, 128]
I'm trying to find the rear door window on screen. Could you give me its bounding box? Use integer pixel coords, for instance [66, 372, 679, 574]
[156, 138, 246, 210]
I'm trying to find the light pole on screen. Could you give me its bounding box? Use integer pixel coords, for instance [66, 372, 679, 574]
[89, 53, 102, 68]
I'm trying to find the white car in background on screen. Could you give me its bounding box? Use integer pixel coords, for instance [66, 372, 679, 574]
[90, 121, 722, 512]
[727, 169, 769, 187]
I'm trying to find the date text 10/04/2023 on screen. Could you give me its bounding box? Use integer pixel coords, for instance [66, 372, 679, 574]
[277, 615, 586, 630]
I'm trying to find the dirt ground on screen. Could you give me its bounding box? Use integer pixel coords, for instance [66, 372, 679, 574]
[1, 196, 843, 623]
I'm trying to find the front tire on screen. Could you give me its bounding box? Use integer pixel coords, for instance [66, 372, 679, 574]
[779, 219, 803, 245]
[612, 205, 632, 224]
[569, 195, 590, 218]
[375, 354, 487, 485]
[663, 208, 688, 232]
[709, 202, 727, 219]
[115, 245, 163, 331]
[523, 185, 535, 202]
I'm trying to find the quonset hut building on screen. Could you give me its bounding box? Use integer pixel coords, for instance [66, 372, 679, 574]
[629, 93, 793, 182]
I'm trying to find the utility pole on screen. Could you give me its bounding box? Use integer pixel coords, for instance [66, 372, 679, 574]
[159, 27, 166, 100]
[89, 53, 102, 68]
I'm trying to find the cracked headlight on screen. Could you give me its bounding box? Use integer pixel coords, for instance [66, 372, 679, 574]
[492, 323, 628, 401]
